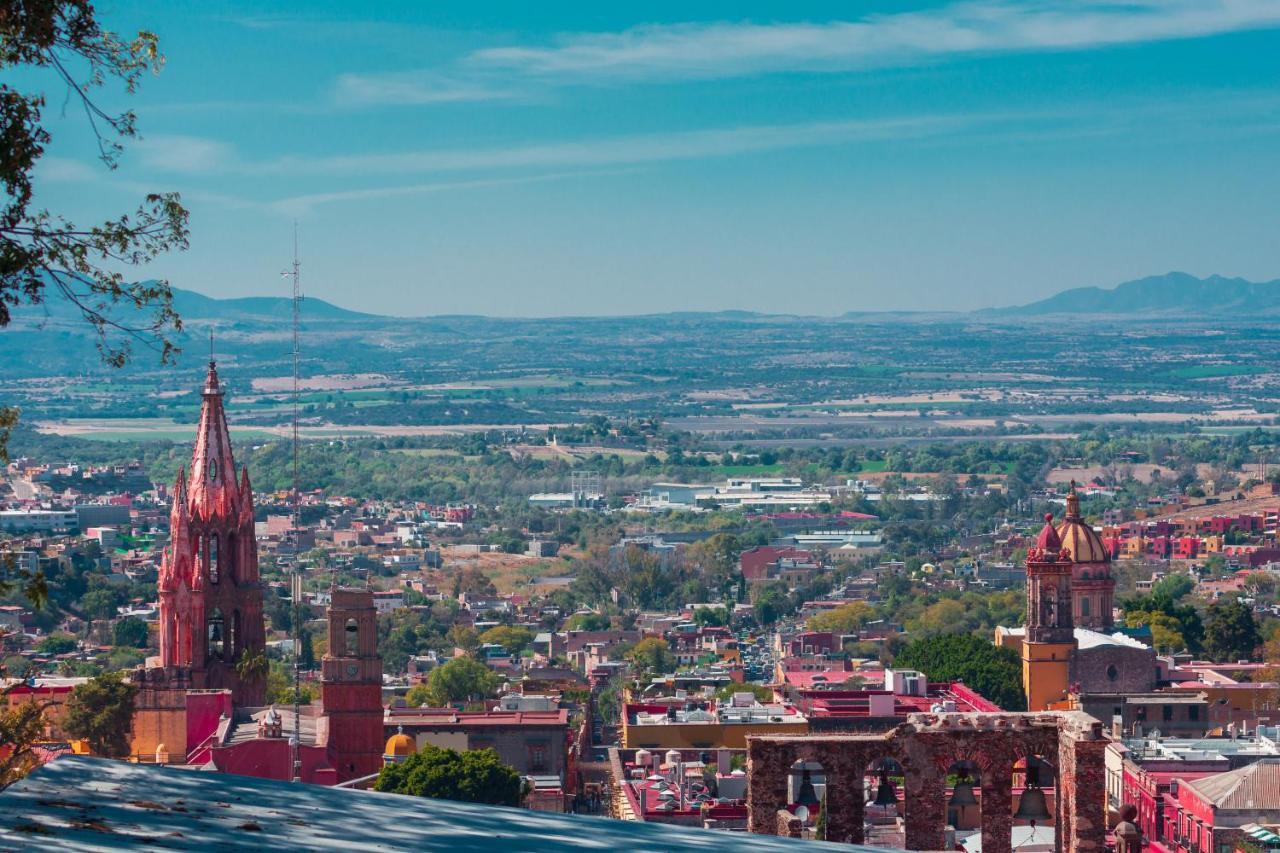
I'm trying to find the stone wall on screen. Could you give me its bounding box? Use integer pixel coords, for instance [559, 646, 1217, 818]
[1074, 644, 1157, 695]
[747, 711, 1108, 853]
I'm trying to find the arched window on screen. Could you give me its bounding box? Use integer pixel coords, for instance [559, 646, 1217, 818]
[1081, 597, 1091, 618]
[229, 610, 241, 658]
[345, 617, 360, 656]
[209, 533, 220, 584]
[208, 609, 225, 660]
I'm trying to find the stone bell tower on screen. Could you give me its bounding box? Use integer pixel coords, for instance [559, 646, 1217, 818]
[321, 587, 385, 781]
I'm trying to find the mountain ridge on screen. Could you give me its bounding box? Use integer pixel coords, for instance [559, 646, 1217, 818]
[988, 271, 1280, 316]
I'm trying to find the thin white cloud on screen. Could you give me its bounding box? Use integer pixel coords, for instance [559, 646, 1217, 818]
[332, 71, 516, 106]
[262, 113, 985, 177]
[131, 134, 235, 173]
[466, 0, 1280, 81]
[36, 156, 100, 182]
[269, 169, 630, 215]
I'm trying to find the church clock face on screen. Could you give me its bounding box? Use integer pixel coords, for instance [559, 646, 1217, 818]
[345, 663, 359, 678]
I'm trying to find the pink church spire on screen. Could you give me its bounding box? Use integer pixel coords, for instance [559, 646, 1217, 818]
[187, 358, 241, 518]
[152, 357, 266, 705]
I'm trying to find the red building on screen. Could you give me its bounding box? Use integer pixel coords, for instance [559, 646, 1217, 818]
[738, 546, 812, 583]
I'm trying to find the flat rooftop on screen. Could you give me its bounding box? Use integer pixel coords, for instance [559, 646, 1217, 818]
[0, 756, 879, 851]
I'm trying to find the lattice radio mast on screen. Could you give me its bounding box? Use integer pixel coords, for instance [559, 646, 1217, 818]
[281, 223, 303, 782]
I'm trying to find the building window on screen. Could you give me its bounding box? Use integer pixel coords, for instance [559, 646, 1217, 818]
[1082, 597, 1091, 617]
[1162, 705, 1173, 722]
[209, 533, 219, 584]
[1189, 705, 1199, 721]
[1107, 664, 1119, 682]
[528, 743, 548, 773]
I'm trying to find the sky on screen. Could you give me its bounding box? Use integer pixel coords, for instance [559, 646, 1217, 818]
[26, 0, 1280, 316]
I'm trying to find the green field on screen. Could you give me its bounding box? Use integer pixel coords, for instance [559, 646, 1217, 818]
[713, 464, 786, 477]
[1167, 364, 1266, 380]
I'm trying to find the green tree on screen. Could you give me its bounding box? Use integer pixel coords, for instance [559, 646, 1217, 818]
[404, 682, 434, 707]
[478, 625, 534, 654]
[893, 633, 1026, 711]
[564, 612, 610, 631]
[1204, 599, 1261, 663]
[626, 636, 675, 677]
[36, 633, 76, 654]
[375, 744, 522, 806]
[424, 656, 501, 706]
[809, 601, 876, 634]
[752, 582, 791, 626]
[62, 671, 138, 758]
[452, 567, 497, 598]
[713, 683, 773, 702]
[263, 659, 312, 706]
[1125, 610, 1189, 654]
[0, 689, 48, 787]
[692, 606, 730, 628]
[80, 577, 125, 621]
[111, 616, 148, 648]
[1, 0, 190, 461]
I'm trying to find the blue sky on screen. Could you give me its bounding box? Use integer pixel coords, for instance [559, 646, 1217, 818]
[28, 0, 1280, 316]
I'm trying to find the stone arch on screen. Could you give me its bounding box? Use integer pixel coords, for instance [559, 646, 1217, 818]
[1012, 753, 1058, 844]
[345, 616, 359, 656]
[860, 755, 904, 844]
[945, 758, 983, 834]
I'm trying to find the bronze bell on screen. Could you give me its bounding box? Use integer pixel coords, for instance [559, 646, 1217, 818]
[1014, 786, 1052, 823]
[871, 773, 897, 808]
[1015, 757, 1052, 823]
[949, 775, 978, 808]
[796, 768, 821, 807]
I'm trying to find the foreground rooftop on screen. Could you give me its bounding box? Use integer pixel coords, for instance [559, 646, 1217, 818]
[0, 757, 881, 851]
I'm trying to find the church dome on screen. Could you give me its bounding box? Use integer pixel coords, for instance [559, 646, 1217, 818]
[1055, 483, 1109, 564]
[384, 727, 416, 763]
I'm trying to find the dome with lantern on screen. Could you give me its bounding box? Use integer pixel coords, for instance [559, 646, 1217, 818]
[383, 726, 416, 764]
[1055, 481, 1110, 565]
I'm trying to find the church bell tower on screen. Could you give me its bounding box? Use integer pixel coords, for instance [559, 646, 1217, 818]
[1022, 513, 1078, 711]
[155, 359, 265, 706]
[321, 588, 385, 781]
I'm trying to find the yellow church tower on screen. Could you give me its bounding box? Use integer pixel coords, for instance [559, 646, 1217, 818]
[1022, 513, 1078, 711]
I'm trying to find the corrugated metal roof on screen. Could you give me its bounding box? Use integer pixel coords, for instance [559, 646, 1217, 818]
[1187, 757, 1280, 810]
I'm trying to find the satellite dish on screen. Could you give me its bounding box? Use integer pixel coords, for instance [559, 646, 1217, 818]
[794, 805, 810, 822]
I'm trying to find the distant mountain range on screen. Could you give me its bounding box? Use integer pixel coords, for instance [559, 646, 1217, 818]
[989, 271, 1280, 317]
[14, 271, 1280, 328]
[171, 288, 374, 321]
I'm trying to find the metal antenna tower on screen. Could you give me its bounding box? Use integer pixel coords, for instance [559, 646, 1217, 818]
[281, 223, 303, 782]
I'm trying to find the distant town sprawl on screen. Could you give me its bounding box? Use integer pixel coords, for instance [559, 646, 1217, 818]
[4, 358, 1280, 851]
